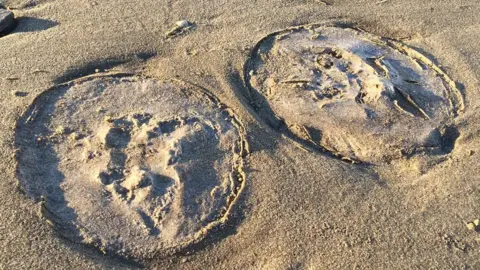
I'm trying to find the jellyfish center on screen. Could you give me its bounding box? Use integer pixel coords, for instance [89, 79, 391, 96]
[308, 47, 389, 107]
[94, 113, 213, 226]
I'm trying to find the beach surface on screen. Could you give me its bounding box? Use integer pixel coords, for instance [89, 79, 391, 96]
[1, 0, 480, 268]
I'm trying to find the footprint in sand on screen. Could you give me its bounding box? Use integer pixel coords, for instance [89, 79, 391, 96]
[244, 23, 464, 164]
[15, 74, 248, 260]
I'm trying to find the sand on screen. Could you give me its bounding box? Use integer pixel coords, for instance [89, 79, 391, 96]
[1, 0, 480, 269]
[15, 74, 247, 261]
[245, 24, 463, 164]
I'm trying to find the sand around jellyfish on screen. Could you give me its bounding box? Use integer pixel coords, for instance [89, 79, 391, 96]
[245, 24, 464, 164]
[15, 74, 248, 260]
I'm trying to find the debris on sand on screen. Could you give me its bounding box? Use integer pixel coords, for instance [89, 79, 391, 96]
[466, 219, 480, 232]
[166, 20, 194, 38]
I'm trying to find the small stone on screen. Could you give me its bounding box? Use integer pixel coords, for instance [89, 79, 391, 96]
[55, 126, 67, 135]
[12, 91, 28, 97]
[466, 222, 476, 231]
[36, 136, 47, 144]
[166, 20, 193, 38]
[474, 219, 480, 226]
[176, 20, 190, 28]
[69, 132, 80, 141]
[184, 48, 197, 56]
[0, 9, 15, 34]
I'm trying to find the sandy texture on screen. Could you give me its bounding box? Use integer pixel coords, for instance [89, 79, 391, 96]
[1, 0, 480, 269]
[15, 74, 247, 261]
[245, 24, 463, 164]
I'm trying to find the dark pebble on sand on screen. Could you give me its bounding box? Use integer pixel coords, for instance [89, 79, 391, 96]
[0, 9, 15, 34]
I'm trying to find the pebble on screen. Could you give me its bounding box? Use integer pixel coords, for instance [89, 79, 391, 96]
[12, 91, 28, 97]
[466, 219, 479, 232]
[69, 132, 80, 141]
[55, 126, 67, 135]
[0, 9, 15, 34]
[176, 20, 190, 28]
[166, 20, 193, 37]
[466, 222, 476, 231]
